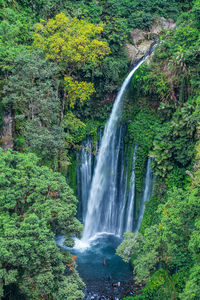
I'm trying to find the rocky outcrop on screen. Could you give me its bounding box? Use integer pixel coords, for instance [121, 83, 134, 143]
[150, 17, 176, 34]
[1, 110, 14, 151]
[126, 17, 176, 64]
[126, 40, 153, 64]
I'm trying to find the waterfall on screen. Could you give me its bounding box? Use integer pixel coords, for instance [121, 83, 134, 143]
[77, 138, 93, 223]
[125, 145, 138, 232]
[116, 144, 128, 236]
[79, 127, 127, 240]
[82, 48, 155, 242]
[135, 158, 154, 232]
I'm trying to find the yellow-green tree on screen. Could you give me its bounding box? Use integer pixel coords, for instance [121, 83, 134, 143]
[33, 12, 110, 109]
[64, 76, 95, 108]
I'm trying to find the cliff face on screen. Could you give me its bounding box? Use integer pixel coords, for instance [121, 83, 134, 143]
[1, 110, 14, 151]
[126, 17, 176, 64]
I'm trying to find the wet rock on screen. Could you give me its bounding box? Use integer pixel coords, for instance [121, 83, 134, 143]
[150, 24, 162, 35]
[126, 44, 139, 64]
[126, 40, 153, 63]
[137, 40, 153, 55]
[83, 279, 137, 299]
[127, 17, 176, 64]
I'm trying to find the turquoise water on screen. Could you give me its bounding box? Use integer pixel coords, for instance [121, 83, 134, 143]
[55, 234, 132, 282]
[55, 234, 133, 298]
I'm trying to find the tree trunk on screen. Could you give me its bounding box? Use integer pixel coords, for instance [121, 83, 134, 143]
[166, 264, 176, 300]
[1, 110, 14, 151]
[57, 91, 66, 171]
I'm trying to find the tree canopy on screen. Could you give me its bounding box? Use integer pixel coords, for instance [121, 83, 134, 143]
[33, 13, 110, 109]
[0, 149, 84, 299]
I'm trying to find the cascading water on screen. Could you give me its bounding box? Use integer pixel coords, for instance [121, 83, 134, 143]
[116, 143, 128, 237]
[82, 47, 156, 243]
[125, 144, 138, 232]
[77, 138, 93, 223]
[135, 158, 154, 232]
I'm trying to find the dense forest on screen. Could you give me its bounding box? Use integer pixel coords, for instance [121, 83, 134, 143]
[0, 0, 200, 299]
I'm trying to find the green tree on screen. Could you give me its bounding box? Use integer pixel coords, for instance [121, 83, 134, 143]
[0, 7, 32, 73]
[0, 148, 84, 299]
[2, 51, 63, 165]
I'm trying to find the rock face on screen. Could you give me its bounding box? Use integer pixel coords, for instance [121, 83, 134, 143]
[130, 29, 146, 45]
[126, 40, 153, 64]
[126, 17, 176, 64]
[1, 110, 14, 151]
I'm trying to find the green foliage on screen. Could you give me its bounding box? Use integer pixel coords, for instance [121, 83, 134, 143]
[136, 269, 177, 300]
[180, 211, 200, 299]
[134, 147, 148, 194]
[59, 0, 190, 106]
[180, 264, 200, 299]
[63, 112, 86, 145]
[0, 7, 32, 71]
[192, 0, 200, 29]
[140, 180, 167, 234]
[67, 152, 78, 195]
[125, 110, 160, 192]
[131, 3, 200, 108]
[64, 0, 187, 33]
[0, 149, 82, 238]
[0, 0, 199, 298]
[97, 54, 128, 95]
[0, 148, 84, 299]
[165, 165, 187, 188]
[127, 111, 160, 151]
[0, 101, 3, 129]
[16, 0, 65, 18]
[151, 102, 198, 178]
[2, 51, 63, 164]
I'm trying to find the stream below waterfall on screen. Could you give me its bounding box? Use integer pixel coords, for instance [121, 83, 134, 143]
[55, 234, 135, 299]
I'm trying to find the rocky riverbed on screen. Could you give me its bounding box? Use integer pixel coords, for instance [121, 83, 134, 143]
[83, 279, 145, 299]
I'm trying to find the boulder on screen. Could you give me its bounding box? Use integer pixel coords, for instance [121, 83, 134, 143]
[160, 17, 176, 30]
[150, 24, 162, 35]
